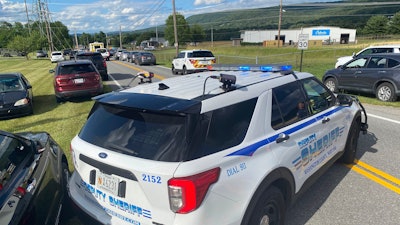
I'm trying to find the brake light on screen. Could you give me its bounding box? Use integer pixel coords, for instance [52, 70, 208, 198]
[168, 167, 220, 214]
[55, 76, 68, 85]
[189, 59, 197, 64]
[14, 186, 26, 198]
[103, 60, 107, 68]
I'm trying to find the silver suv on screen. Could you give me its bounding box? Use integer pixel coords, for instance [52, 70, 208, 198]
[68, 64, 368, 225]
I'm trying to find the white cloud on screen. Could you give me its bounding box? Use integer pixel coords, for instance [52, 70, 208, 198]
[121, 8, 135, 14]
[194, 0, 223, 6]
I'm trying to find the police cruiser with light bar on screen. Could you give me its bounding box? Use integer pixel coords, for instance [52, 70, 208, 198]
[68, 64, 368, 225]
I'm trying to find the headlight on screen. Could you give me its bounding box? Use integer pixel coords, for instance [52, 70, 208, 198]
[14, 98, 29, 106]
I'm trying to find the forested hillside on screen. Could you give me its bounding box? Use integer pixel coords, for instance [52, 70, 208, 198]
[184, 1, 400, 40]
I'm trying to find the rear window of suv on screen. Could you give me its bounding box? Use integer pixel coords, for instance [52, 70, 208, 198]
[59, 63, 96, 75]
[78, 98, 256, 162]
[76, 53, 103, 62]
[188, 51, 214, 58]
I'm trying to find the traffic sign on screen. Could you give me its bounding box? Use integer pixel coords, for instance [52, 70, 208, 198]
[298, 34, 309, 50]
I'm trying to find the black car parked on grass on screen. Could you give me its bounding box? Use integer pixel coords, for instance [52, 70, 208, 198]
[75, 52, 108, 80]
[0, 72, 33, 119]
[323, 53, 400, 102]
[0, 130, 69, 225]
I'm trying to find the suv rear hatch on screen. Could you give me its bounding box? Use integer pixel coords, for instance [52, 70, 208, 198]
[189, 50, 215, 66]
[55, 63, 101, 92]
[70, 93, 206, 224]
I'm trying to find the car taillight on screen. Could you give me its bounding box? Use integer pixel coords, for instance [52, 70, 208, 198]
[103, 60, 107, 68]
[189, 59, 197, 64]
[14, 186, 26, 198]
[55, 76, 68, 85]
[168, 167, 220, 214]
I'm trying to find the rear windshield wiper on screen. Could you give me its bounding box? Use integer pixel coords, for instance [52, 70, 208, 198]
[105, 143, 139, 156]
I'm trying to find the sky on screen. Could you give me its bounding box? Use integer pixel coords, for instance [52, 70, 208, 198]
[0, 0, 339, 34]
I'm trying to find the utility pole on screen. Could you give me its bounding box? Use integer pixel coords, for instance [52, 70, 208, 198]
[24, 0, 31, 34]
[119, 25, 122, 49]
[211, 26, 214, 47]
[278, 0, 282, 48]
[172, 0, 179, 57]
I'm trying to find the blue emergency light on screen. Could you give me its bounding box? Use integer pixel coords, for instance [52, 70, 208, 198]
[208, 64, 293, 73]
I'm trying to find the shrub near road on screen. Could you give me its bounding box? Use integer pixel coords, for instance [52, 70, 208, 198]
[0, 59, 94, 170]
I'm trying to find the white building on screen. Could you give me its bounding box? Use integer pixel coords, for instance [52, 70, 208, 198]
[240, 26, 356, 45]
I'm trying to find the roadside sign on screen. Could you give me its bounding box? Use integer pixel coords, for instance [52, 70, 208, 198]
[298, 34, 309, 50]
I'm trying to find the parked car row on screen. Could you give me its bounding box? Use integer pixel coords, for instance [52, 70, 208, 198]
[117, 50, 156, 65]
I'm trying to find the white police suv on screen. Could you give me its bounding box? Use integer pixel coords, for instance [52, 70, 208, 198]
[68, 64, 368, 225]
[171, 49, 216, 75]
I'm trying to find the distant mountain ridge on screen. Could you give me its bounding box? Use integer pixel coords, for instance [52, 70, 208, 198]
[130, 1, 400, 41]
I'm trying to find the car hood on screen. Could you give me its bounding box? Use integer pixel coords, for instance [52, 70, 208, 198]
[0, 91, 27, 105]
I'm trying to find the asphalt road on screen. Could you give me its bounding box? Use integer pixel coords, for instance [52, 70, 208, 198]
[61, 60, 400, 225]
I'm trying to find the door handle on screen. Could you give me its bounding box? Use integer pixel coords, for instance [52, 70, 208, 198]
[276, 133, 290, 143]
[322, 117, 330, 124]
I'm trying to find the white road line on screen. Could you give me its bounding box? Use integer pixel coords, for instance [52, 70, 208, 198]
[368, 113, 400, 125]
[109, 74, 123, 89]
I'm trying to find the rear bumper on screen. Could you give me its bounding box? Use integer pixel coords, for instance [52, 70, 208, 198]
[55, 87, 103, 99]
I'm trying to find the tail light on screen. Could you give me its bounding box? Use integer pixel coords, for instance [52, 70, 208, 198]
[103, 59, 107, 68]
[168, 167, 220, 214]
[55, 76, 69, 85]
[189, 59, 197, 64]
[14, 186, 26, 198]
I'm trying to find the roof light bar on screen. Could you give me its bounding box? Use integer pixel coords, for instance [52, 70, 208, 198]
[208, 64, 292, 73]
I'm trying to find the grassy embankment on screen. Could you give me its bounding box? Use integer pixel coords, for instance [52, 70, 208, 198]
[1, 42, 399, 170]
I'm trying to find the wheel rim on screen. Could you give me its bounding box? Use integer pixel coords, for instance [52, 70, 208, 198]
[378, 86, 391, 101]
[325, 80, 335, 92]
[259, 202, 279, 225]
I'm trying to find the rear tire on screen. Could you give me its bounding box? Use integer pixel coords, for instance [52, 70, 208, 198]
[376, 82, 397, 102]
[182, 66, 187, 75]
[245, 186, 286, 225]
[56, 96, 64, 103]
[172, 65, 178, 75]
[341, 117, 361, 164]
[324, 78, 338, 93]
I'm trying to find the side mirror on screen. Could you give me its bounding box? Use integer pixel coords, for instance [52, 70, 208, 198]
[336, 94, 353, 106]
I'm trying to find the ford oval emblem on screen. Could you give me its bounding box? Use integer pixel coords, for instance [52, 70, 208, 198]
[98, 152, 108, 159]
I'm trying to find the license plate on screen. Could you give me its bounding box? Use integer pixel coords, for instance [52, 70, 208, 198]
[74, 78, 84, 84]
[199, 60, 211, 65]
[147, 57, 152, 59]
[97, 171, 119, 195]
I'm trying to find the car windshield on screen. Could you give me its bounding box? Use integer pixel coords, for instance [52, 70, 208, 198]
[0, 76, 24, 92]
[59, 64, 95, 75]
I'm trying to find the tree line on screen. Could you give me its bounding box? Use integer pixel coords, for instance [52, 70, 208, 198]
[2, 12, 400, 57]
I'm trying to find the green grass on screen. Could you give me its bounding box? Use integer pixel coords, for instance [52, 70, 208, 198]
[1, 44, 399, 170]
[0, 58, 94, 170]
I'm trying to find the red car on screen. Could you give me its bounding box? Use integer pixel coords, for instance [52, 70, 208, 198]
[50, 60, 103, 103]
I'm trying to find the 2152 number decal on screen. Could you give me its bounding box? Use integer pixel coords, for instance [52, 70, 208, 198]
[142, 174, 162, 184]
